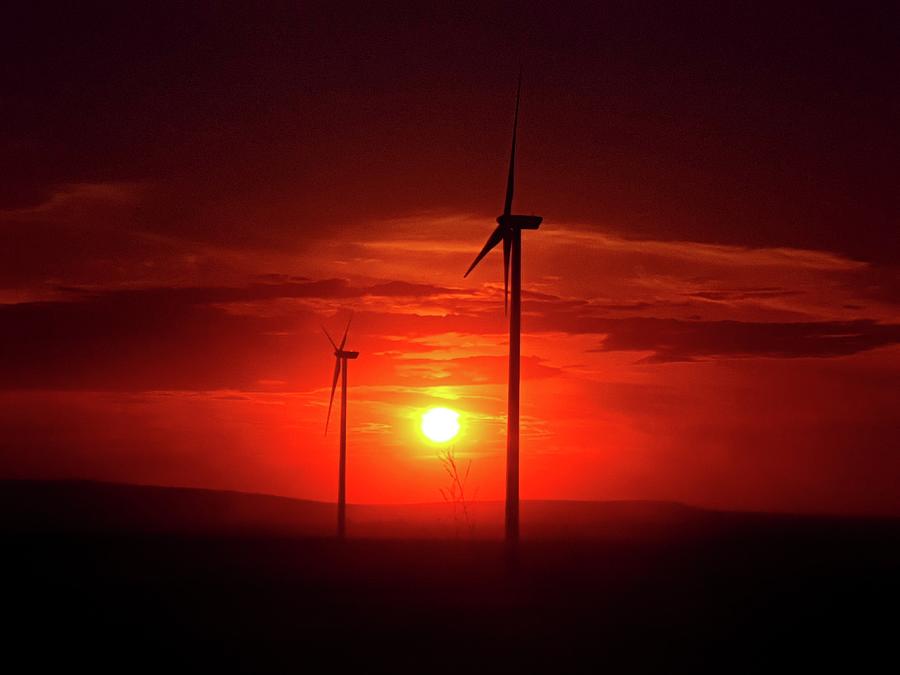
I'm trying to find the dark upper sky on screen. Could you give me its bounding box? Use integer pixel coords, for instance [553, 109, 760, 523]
[4, 2, 898, 259]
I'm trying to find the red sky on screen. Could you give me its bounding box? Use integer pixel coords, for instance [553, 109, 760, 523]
[2, 2, 898, 515]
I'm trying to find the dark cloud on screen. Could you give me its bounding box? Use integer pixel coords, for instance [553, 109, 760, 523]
[685, 288, 800, 302]
[0, 279, 467, 391]
[0, 293, 293, 391]
[519, 291, 900, 361]
[592, 301, 674, 312]
[4, 275, 897, 392]
[59, 279, 465, 305]
[364, 281, 465, 298]
[588, 318, 900, 363]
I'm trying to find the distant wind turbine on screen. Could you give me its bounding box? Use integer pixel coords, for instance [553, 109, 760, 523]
[322, 316, 359, 538]
[463, 73, 542, 545]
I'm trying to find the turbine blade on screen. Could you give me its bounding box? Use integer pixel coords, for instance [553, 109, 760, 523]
[503, 233, 511, 315]
[325, 357, 340, 435]
[321, 325, 337, 351]
[339, 313, 353, 351]
[464, 223, 505, 278]
[503, 71, 522, 216]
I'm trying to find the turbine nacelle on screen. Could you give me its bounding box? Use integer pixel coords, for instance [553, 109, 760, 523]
[498, 214, 542, 230]
[322, 315, 358, 435]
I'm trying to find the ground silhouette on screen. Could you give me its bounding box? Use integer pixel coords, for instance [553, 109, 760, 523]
[3, 480, 898, 672]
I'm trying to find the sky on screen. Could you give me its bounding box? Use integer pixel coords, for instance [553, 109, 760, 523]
[2, 2, 898, 515]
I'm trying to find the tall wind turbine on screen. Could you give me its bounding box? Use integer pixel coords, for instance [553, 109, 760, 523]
[322, 316, 359, 538]
[464, 74, 542, 544]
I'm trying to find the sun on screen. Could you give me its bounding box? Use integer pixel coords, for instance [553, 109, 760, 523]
[421, 407, 460, 443]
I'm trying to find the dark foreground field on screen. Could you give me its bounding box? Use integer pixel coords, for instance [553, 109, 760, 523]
[3, 481, 899, 672]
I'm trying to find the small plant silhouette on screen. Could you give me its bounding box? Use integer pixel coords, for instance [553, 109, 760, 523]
[438, 445, 475, 538]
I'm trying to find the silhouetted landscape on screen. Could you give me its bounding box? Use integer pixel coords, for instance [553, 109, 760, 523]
[4, 480, 899, 672]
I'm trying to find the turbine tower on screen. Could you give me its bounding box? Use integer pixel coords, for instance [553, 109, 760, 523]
[322, 316, 359, 538]
[464, 74, 542, 544]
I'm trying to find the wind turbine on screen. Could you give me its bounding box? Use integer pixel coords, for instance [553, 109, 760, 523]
[322, 316, 359, 538]
[464, 74, 542, 545]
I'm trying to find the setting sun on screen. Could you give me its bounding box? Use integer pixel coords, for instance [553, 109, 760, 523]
[421, 407, 461, 443]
